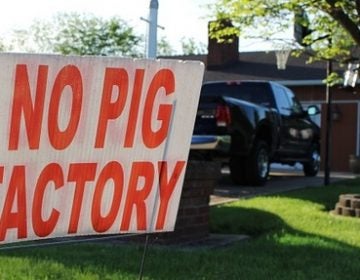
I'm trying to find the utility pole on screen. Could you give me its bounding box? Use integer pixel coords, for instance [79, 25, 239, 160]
[147, 0, 159, 58]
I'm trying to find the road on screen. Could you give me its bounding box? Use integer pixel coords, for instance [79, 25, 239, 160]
[210, 167, 357, 206]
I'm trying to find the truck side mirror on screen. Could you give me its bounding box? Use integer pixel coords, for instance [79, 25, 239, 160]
[307, 105, 320, 116]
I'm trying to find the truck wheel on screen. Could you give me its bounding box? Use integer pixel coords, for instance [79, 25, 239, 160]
[245, 140, 270, 186]
[229, 156, 247, 185]
[303, 145, 320, 177]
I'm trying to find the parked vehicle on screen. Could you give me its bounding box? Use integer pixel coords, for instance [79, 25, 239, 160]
[190, 80, 321, 186]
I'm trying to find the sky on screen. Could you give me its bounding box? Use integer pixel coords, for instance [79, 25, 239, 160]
[0, 0, 290, 54]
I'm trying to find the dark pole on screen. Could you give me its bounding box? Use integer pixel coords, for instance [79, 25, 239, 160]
[324, 59, 333, 185]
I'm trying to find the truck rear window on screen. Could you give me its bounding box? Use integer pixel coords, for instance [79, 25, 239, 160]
[201, 82, 275, 107]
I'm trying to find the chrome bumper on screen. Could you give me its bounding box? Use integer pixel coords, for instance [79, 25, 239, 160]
[190, 135, 231, 153]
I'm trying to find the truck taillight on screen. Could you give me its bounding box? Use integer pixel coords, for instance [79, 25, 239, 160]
[216, 104, 231, 127]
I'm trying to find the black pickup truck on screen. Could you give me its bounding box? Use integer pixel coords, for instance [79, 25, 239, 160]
[190, 80, 321, 186]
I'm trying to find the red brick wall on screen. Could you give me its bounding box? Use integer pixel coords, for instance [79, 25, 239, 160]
[320, 103, 358, 171]
[207, 20, 239, 69]
[291, 85, 359, 172]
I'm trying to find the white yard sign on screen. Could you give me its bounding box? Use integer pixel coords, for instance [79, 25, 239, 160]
[0, 53, 204, 244]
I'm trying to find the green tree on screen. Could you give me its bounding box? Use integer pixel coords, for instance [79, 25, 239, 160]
[181, 37, 207, 55]
[0, 38, 5, 52]
[208, 0, 360, 63]
[157, 36, 206, 56]
[157, 36, 175, 56]
[10, 13, 142, 57]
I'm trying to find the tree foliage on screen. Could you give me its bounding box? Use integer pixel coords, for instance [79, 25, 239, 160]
[208, 0, 360, 62]
[157, 36, 175, 56]
[6, 13, 204, 57]
[157, 36, 206, 56]
[181, 37, 207, 55]
[9, 13, 142, 57]
[0, 38, 5, 52]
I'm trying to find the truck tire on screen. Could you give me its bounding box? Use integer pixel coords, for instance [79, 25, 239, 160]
[229, 156, 248, 185]
[303, 145, 320, 177]
[245, 140, 270, 186]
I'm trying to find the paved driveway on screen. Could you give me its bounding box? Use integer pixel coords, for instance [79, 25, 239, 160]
[211, 167, 356, 206]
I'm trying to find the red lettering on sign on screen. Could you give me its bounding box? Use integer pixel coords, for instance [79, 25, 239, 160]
[142, 69, 175, 148]
[124, 69, 145, 147]
[9, 64, 83, 151]
[156, 161, 185, 230]
[48, 65, 83, 150]
[9, 65, 48, 150]
[120, 162, 154, 231]
[32, 163, 64, 237]
[67, 163, 97, 234]
[0, 166, 27, 241]
[95, 68, 129, 148]
[0, 159, 186, 242]
[91, 161, 124, 233]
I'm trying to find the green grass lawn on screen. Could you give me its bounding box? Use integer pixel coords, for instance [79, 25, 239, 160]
[1, 178, 360, 279]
